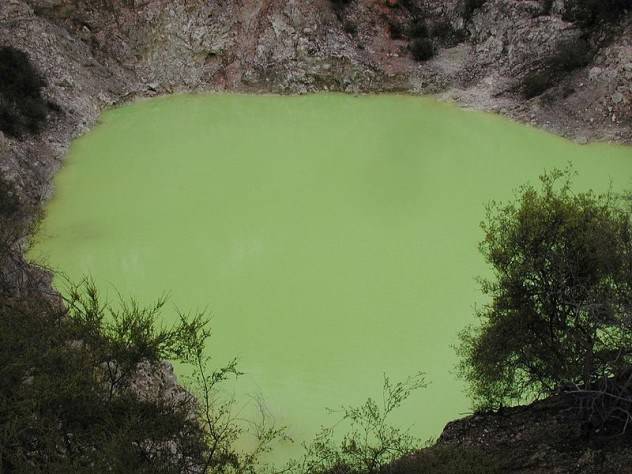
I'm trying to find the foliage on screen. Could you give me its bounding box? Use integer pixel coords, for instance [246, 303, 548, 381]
[289, 373, 426, 474]
[0, 47, 51, 138]
[0, 280, 205, 472]
[522, 39, 593, 98]
[182, 322, 288, 474]
[410, 38, 435, 61]
[562, 0, 632, 28]
[458, 169, 632, 417]
[0, 277, 285, 473]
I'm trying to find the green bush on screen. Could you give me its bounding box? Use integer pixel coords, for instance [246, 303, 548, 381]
[0, 278, 284, 472]
[0, 281, 205, 472]
[410, 38, 435, 61]
[0, 47, 51, 138]
[291, 374, 426, 474]
[458, 169, 632, 416]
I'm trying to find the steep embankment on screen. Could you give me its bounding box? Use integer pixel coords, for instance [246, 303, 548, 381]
[2, 0, 631, 209]
[1, 0, 632, 471]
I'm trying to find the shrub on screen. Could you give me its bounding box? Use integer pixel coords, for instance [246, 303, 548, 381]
[458, 169, 632, 429]
[0, 281, 205, 472]
[290, 374, 426, 474]
[0, 278, 284, 472]
[563, 0, 632, 27]
[0, 47, 51, 138]
[410, 38, 435, 61]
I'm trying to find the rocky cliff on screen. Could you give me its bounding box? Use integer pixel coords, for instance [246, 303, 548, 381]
[1, 0, 631, 208]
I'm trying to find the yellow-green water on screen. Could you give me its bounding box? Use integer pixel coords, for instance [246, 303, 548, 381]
[30, 94, 632, 462]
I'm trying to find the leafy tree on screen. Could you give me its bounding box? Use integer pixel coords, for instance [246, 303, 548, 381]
[458, 170, 632, 427]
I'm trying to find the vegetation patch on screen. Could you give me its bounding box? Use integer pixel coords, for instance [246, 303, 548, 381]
[563, 0, 632, 28]
[290, 374, 426, 473]
[458, 168, 632, 434]
[0, 272, 283, 473]
[0, 47, 52, 138]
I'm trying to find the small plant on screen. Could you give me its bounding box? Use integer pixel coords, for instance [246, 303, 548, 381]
[410, 38, 435, 61]
[290, 373, 426, 474]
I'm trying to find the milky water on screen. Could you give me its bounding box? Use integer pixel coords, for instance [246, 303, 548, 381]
[29, 94, 632, 462]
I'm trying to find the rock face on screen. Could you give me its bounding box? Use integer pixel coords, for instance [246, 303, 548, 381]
[0, 0, 629, 212]
[436, 394, 632, 473]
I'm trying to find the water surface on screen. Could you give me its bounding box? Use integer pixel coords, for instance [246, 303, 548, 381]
[30, 94, 632, 462]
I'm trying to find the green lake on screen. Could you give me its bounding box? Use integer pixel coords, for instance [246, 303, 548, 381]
[29, 94, 632, 462]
